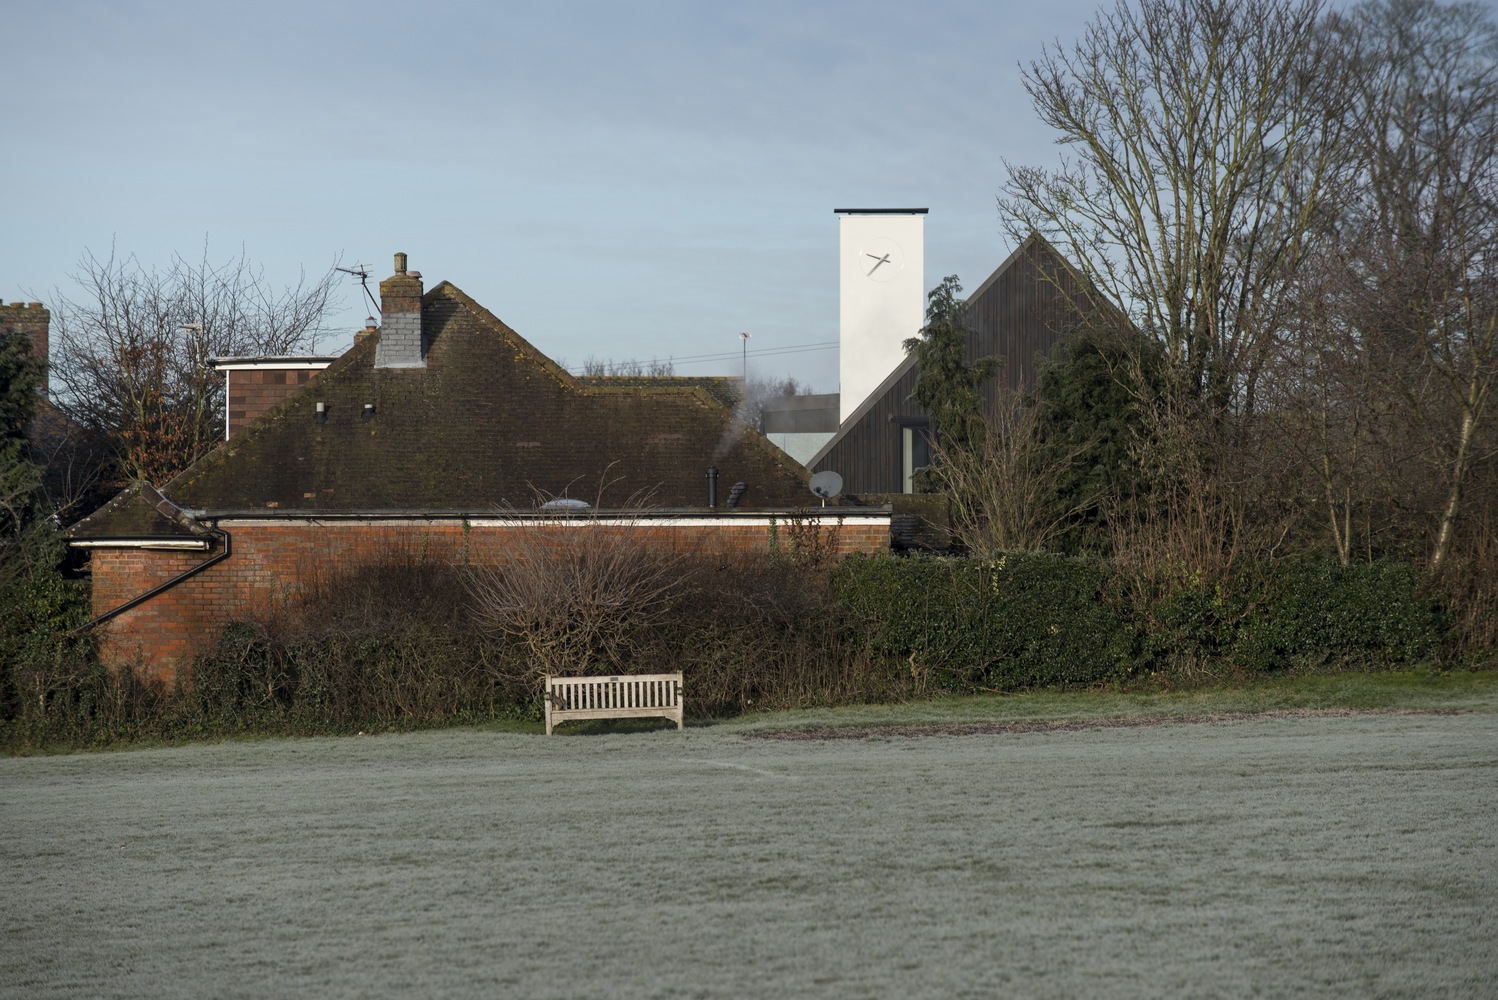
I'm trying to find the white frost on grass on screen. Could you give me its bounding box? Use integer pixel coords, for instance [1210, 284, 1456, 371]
[1, 713, 1496, 999]
[673, 758, 803, 781]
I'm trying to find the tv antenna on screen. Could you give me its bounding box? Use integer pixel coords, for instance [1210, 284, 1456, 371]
[808, 470, 843, 507]
[337, 263, 380, 316]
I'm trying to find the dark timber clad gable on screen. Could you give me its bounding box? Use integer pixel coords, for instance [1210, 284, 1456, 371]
[811, 234, 1117, 494]
[810, 361, 924, 497]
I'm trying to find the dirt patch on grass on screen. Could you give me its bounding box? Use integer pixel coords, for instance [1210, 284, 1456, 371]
[746, 707, 1466, 741]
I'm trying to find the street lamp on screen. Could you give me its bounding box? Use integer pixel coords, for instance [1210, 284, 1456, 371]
[739, 331, 751, 383]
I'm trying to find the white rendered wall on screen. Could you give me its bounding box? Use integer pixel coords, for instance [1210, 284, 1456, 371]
[838, 211, 925, 422]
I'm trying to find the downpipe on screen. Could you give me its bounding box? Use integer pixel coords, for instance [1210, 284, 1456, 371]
[76, 522, 232, 633]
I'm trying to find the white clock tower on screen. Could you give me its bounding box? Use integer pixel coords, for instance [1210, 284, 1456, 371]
[836, 208, 927, 423]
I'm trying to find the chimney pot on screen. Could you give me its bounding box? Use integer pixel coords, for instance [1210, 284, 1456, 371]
[394, 252, 407, 274]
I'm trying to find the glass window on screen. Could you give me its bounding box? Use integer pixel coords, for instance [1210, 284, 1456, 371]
[902, 425, 931, 493]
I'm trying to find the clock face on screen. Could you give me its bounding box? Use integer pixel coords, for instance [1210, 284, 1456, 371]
[860, 236, 904, 282]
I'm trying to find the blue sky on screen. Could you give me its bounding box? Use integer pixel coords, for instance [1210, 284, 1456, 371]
[4, 0, 1104, 391]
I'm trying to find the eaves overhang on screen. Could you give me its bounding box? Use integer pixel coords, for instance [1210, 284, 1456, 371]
[68, 538, 213, 550]
[209, 356, 340, 370]
[182, 506, 892, 523]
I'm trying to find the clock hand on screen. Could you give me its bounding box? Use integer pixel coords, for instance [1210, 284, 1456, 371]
[865, 253, 891, 273]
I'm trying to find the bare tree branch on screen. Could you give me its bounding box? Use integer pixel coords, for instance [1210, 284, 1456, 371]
[42, 240, 342, 487]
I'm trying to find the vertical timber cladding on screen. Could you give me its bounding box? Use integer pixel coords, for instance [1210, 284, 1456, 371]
[963, 235, 1103, 394]
[91, 516, 893, 681]
[817, 366, 923, 495]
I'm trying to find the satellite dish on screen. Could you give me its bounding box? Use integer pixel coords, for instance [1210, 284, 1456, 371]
[808, 470, 843, 503]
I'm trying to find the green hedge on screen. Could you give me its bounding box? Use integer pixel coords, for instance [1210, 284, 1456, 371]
[1233, 560, 1444, 673]
[2, 551, 1452, 751]
[183, 621, 521, 736]
[832, 552, 1130, 690]
[0, 573, 109, 749]
[833, 553, 1444, 690]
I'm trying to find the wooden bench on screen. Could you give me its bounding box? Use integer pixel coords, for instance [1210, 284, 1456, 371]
[544, 673, 684, 735]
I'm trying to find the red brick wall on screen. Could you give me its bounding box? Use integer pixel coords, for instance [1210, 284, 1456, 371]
[1, 301, 50, 394]
[89, 516, 891, 683]
[226, 368, 321, 439]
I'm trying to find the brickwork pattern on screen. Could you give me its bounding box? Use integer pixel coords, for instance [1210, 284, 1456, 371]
[374, 269, 425, 368]
[92, 517, 890, 683]
[1, 300, 51, 393]
[374, 310, 424, 368]
[226, 368, 319, 438]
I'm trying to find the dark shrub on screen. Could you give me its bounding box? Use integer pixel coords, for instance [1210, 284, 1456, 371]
[635, 552, 905, 715]
[1129, 570, 1246, 678]
[1234, 560, 1443, 672]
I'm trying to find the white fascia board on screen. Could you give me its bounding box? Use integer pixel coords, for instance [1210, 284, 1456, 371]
[69, 539, 212, 550]
[212, 359, 335, 371]
[214, 514, 892, 530]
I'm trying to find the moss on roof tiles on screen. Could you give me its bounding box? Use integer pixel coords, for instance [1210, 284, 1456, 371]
[579, 375, 745, 410]
[74, 282, 809, 534]
[66, 482, 213, 539]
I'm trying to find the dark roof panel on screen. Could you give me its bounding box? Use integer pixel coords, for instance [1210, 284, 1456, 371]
[72, 281, 809, 537]
[67, 482, 213, 540]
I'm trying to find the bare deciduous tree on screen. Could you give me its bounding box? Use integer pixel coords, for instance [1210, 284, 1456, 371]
[466, 478, 693, 685]
[1000, 0, 1497, 586]
[45, 241, 341, 487]
[932, 389, 1101, 556]
[1320, 0, 1498, 574]
[741, 373, 816, 433]
[1000, 0, 1344, 414]
[579, 356, 677, 377]
[1268, 0, 1498, 572]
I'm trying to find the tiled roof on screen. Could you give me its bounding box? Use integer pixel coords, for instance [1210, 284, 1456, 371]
[577, 375, 744, 411]
[71, 281, 810, 536]
[68, 482, 214, 540]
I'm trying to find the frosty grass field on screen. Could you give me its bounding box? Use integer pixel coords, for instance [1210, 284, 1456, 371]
[3, 691, 1496, 999]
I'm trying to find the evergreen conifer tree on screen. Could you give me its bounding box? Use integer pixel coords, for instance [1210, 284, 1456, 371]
[903, 275, 1002, 451]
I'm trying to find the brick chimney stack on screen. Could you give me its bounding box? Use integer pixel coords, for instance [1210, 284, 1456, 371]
[374, 252, 426, 369]
[353, 316, 378, 350]
[0, 300, 51, 394]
